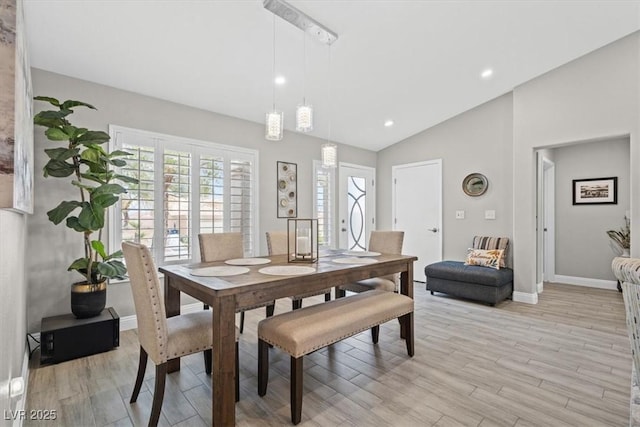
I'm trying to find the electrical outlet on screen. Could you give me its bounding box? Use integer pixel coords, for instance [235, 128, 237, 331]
[485, 210, 496, 220]
[455, 210, 465, 219]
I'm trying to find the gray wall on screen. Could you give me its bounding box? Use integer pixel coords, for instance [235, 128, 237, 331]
[553, 137, 630, 281]
[0, 211, 27, 424]
[513, 32, 640, 301]
[28, 69, 376, 332]
[377, 93, 514, 263]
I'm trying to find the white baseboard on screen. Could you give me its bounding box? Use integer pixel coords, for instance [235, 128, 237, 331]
[552, 275, 618, 290]
[537, 282, 544, 293]
[512, 291, 538, 304]
[11, 346, 30, 427]
[119, 302, 204, 331]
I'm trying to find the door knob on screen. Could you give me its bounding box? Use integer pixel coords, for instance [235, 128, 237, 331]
[341, 228, 347, 232]
[428, 227, 439, 233]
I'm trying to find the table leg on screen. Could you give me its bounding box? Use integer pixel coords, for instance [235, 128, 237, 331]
[400, 262, 414, 340]
[211, 294, 237, 426]
[164, 275, 181, 373]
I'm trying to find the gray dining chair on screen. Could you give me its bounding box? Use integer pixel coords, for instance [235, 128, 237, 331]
[265, 231, 332, 309]
[198, 232, 275, 333]
[122, 241, 239, 427]
[338, 231, 405, 296]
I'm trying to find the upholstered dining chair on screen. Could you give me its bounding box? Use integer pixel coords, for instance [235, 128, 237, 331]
[198, 232, 275, 333]
[122, 241, 239, 427]
[337, 230, 405, 297]
[265, 231, 332, 309]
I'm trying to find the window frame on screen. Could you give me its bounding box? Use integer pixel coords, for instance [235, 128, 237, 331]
[108, 125, 260, 266]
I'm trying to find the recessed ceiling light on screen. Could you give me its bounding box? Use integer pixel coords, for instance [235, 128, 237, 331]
[481, 68, 493, 79]
[384, 120, 394, 127]
[274, 76, 286, 85]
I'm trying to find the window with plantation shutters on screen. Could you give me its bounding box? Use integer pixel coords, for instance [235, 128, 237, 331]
[110, 126, 258, 265]
[313, 160, 335, 248]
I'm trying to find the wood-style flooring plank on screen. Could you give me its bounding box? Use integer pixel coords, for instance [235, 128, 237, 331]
[24, 282, 631, 426]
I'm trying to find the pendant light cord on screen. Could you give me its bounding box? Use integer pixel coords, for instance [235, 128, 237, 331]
[302, 32, 307, 104]
[272, 15, 276, 111]
[327, 45, 332, 143]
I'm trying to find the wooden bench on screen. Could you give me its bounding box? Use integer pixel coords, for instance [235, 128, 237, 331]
[257, 289, 414, 425]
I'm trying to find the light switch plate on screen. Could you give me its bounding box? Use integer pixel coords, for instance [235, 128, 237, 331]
[455, 210, 465, 219]
[485, 210, 496, 220]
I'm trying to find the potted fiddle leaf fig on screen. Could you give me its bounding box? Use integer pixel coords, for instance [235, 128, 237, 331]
[34, 96, 138, 318]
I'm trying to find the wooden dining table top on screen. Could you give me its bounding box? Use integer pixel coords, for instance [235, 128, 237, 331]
[159, 250, 418, 307]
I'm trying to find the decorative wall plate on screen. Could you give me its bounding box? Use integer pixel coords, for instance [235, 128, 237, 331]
[277, 161, 297, 217]
[462, 173, 488, 196]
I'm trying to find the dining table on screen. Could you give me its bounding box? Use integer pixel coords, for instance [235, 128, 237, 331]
[159, 249, 417, 426]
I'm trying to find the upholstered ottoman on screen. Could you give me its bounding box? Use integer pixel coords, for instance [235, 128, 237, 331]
[425, 261, 513, 305]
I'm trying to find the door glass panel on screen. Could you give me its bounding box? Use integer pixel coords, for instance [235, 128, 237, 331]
[347, 176, 366, 250]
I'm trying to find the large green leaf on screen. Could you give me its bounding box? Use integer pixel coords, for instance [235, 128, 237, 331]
[113, 174, 139, 184]
[106, 250, 123, 261]
[44, 147, 78, 160]
[71, 180, 97, 193]
[80, 147, 101, 163]
[80, 172, 107, 184]
[109, 150, 134, 158]
[61, 100, 96, 110]
[34, 110, 70, 128]
[78, 201, 105, 230]
[107, 159, 127, 167]
[97, 260, 127, 279]
[45, 127, 70, 141]
[43, 159, 75, 178]
[91, 240, 107, 260]
[34, 96, 60, 106]
[68, 257, 89, 271]
[93, 183, 127, 196]
[91, 194, 118, 209]
[65, 216, 86, 232]
[77, 131, 110, 145]
[47, 200, 81, 225]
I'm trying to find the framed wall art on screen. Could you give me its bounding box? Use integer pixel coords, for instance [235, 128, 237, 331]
[277, 161, 297, 218]
[572, 177, 617, 205]
[0, 0, 34, 214]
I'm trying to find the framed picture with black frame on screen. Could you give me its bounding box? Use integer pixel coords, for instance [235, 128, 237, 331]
[572, 177, 617, 205]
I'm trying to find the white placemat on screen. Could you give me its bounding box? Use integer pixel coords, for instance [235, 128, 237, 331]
[333, 257, 379, 265]
[341, 250, 381, 257]
[258, 266, 316, 276]
[190, 266, 250, 277]
[225, 258, 271, 266]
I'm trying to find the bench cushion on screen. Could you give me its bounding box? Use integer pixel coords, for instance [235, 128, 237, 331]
[258, 290, 413, 358]
[425, 261, 513, 287]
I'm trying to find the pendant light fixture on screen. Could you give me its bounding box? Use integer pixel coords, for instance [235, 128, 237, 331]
[296, 32, 313, 132]
[321, 45, 337, 168]
[266, 15, 284, 141]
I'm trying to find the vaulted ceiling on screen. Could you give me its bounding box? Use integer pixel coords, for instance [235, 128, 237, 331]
[23, 1, 640, 151]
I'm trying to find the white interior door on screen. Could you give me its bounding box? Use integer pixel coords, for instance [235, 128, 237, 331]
[393, 160, 442, 282]
[543, 158, 555, 283]
[339, 163, 375, 250]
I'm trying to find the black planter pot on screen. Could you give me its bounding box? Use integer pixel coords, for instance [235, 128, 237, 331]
[71, 281, 107, 318]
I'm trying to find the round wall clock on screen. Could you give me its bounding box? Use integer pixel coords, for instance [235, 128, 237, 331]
[462, 173, 488, 196]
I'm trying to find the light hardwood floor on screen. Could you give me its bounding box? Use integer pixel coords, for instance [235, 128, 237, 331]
[25, 283, 631, 426]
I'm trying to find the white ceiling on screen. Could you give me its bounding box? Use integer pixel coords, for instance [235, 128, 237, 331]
[23, 0, 640, 152]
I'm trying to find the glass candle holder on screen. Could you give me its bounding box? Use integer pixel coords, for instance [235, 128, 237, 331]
[287, 218, 318, 263]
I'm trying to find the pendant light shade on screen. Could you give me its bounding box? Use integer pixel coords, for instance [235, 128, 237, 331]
[266, 111, 284, 141]
[321, 143, 337, 168]
[295, 103, 313, 132]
